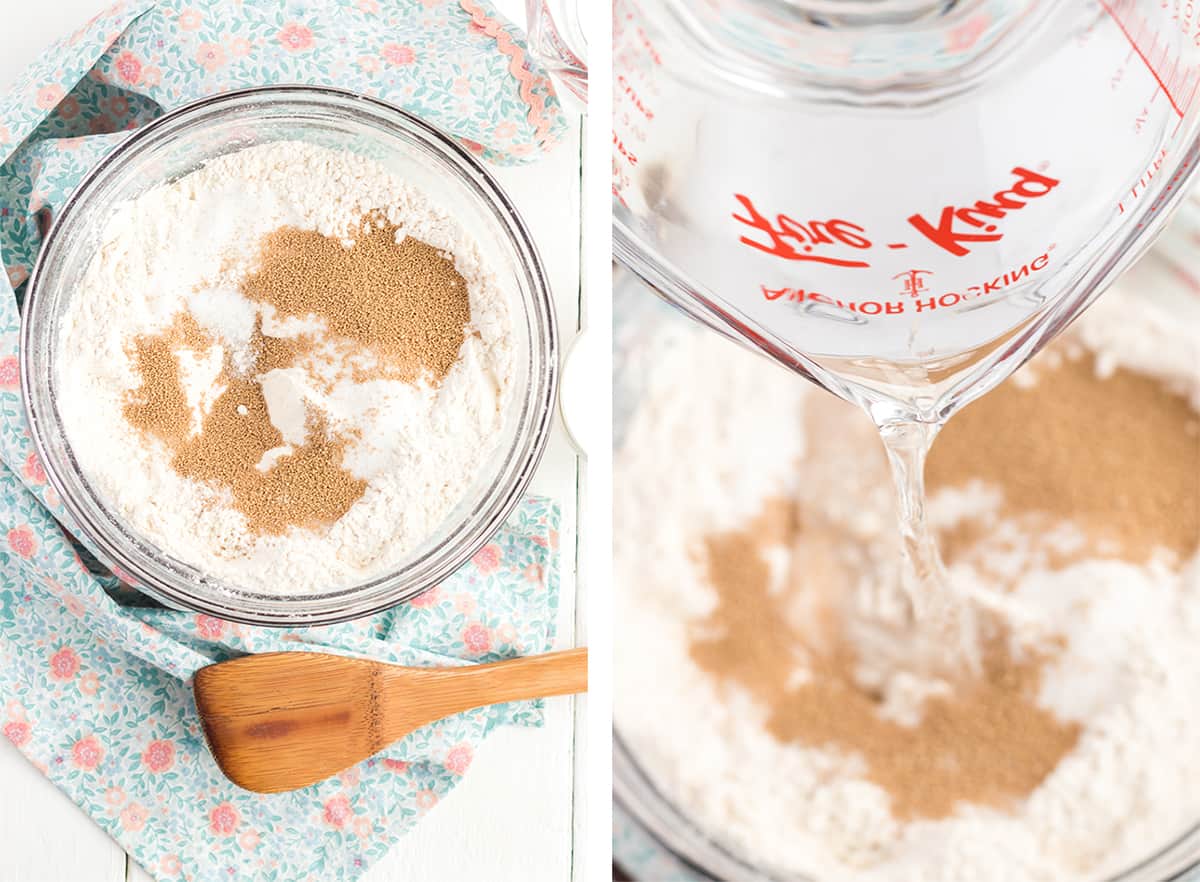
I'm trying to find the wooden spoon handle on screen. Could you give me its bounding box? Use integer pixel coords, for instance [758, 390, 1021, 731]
[388, 647, 587, 728]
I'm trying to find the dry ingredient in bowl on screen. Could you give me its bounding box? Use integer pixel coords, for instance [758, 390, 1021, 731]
[58, 142, 514, 594]
[615, 280, 1200, 881]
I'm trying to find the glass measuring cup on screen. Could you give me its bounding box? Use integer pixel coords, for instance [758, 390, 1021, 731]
[525, 0, 589, 102]
[613, 0, 1200, 663]
[615, 0, 1200, 420]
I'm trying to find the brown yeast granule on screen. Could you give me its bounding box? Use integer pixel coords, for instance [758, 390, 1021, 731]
[123, 317, 366, 536]
[122, 313, 211, 450]
[242, 213, 470, 384]
[929, 350, 1200, 562]
[121, 212, 472, 536]
[691, 501, 1081, 822]
[172, 374, 366, 535]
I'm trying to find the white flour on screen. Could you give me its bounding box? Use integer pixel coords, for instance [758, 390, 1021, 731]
[614, 280, 1200, 881]
[58, 142, 514, 594]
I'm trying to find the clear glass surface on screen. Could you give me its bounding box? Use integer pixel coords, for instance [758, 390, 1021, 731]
[22, 86, 558, 626]
[526, 0, 589, 101]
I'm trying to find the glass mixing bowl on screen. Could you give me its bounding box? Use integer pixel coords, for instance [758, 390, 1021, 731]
[614, 729, 1200, 881]
[21, 86, 557, 627]
[611, 266, 1200, 882]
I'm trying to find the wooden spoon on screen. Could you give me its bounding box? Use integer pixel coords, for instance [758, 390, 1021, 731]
[193, 648, 587, 793]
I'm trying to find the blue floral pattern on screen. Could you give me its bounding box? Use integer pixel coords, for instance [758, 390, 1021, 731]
[0, 2, 565, 880]
[613, 805, 709, 882]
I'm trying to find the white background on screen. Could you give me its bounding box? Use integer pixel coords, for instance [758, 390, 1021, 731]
[0, 1, 592, 880]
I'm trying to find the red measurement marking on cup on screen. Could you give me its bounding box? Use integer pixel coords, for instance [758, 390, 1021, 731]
[612, 0, 663, 203]
[1099, 0, 1200, 118]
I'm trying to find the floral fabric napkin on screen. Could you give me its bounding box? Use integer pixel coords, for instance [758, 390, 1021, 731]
[0, 2, 566, 880]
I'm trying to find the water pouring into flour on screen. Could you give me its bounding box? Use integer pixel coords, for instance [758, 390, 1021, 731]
[613, 0, 1200, 667]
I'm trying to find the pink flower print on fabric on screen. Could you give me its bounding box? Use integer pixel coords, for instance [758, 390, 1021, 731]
[3, 721, 30, 747]
[35, 84, 64, 110]
[72, 735, 103, 770]
[120, 802, 148, 832]
[444, 744, 473, 775]
[5, 266, 28, 290]
[114, 51, 141, 85]
[382, 758, 408, 773]
[238, 830, 260, 851]
[277, 23, 315, 53]
[462, 623, 491, 655]
[408, 585, 442, 608]
[495, 623, 518, 647]
[8, 526, 37, 559]
[195, 614, 225, 640]
[472, 543, 502, 574]
[209, 802, 239, 836]
[58, 96, 81, 120]
[229, 37, 253, 58]
[59, 592, 85, 618]
[948, 15, 988, 52]
[459, 0, 561, 149]
[381, 43, 416, 66]
[196, 43, 226, 72]
[78, 672, 100, 696]
[0, 356, 21, 390]
[23, 452, 46, 485]
[105, 786, 125, 806]
[160, 855, 182, 876]
[415, 789, 438, 810]
[142, 739, 174, 773]
[49, 647, 79, 681]
[323, 794, 352, 828]
[357, 0, 380, 12]
[177, 9, 202, 31]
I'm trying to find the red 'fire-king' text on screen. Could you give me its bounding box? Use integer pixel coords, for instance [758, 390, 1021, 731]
[907, 167, 1060, 256]
[731, 194, 872, 267]
[732, 166, 1061, 264]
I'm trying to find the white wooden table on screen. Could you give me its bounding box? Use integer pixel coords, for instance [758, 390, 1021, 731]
[0, 3, 586, 879]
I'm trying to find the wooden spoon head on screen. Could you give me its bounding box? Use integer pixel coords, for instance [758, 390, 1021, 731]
[193, 652, 396, 794]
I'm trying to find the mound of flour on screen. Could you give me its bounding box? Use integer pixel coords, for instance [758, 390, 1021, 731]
[57, 142, 515, 594]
